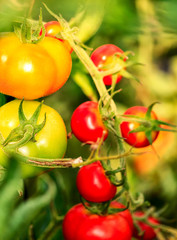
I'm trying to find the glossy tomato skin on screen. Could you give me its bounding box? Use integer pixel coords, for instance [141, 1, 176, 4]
[62, 203, 132, 240]
[110, 201, 134, 231]
[91, 44, 126, 85]
[0, 100, 67, 178]
[76, 161, 117, 202]
[120, 106, 159, 148]
[133, 211, 159, 240]
[71, 101, 108, 143]
[40, 21, 73, 53]
[0, 33, 72, 100]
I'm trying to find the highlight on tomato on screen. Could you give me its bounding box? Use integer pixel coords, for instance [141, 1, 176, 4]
[133, 211, 159, 240]
[0, 33, 72, 100]
[70, 101, 108, 143]
[76, 161, 117, 202]
[0, 100, 67, 178]
[120, 106, 159, 148]
[40, 21, 73, 53]
[62, 202, 133, 240]
[91, 44, 127, 85]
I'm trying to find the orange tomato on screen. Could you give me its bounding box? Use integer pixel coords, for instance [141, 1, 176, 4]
[0, 33, 72, 100]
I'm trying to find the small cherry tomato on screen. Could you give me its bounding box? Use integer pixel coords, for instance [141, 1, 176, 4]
[133, 211, 159, 240]
[91, 44, 127, 85]
[0, 33, 72, 100]
[0, 100, 67, 178]
[120, 106, 159, 148]
[76, 161, 117, 202]
[62, 202, 133, 240]
[71, 101, 108, 143]
[40, 21, 73, 53]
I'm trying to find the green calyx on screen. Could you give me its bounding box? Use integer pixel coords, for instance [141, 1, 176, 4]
[2, 99, 46, 151]
[14, 8, 45, 44]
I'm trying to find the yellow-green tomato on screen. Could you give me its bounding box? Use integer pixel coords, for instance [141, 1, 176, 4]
[0, 100, 67, 178]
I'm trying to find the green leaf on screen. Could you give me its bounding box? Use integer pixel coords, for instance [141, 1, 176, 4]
[146, 102, 159, 120]
[0, 156, 22, 236]
[3, 175, 56, 240]
[73, 71, 98, 101]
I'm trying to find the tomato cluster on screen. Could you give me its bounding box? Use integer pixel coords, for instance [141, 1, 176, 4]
[0, 16, 163, 240]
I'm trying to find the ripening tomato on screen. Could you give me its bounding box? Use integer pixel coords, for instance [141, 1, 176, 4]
[71, 101, 108, 143]
[0, 100, 67, 178]
[120, 106, 159, 148]
[62, 202, 133, 240]
[91, 44, 127, 85]
[0, 33, 72, 100]
[40, 21, 73, 53]
[133, 211, 159, 240]
[76, 161, 117, 202]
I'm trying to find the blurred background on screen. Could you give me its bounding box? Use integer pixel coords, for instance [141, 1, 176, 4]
[0, 0, 177, 239]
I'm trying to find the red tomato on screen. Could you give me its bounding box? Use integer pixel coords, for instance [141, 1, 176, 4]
[0, 33, 72, 100]
[133, 211, 159, 240]
[91, 44, 127, 85]
[70, 101, 108, 143]
[40, 21, 73, 53]
[62, 202, 133, 240]
[120, 106, 159, 148]
[76, 161, 117, 202]
[110, 201, 134, 231]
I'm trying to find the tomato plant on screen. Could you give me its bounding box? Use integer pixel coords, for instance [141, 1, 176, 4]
[40, 21, 73, 53]
[91, 44, 127, 85]
[133, 211, 159, 240]
[0, 33, 72, 100]
[0, 100, 67, 177]
[120, 106, 159, 148]
[76, 161, 117, 202]
[71, 101, 108, 143]
[62, 202, 133, 240]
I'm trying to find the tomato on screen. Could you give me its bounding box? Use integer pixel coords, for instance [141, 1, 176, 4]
[40, 21, 73, 53]
[0, 100, 67, 178]
[91, 44, 127, 85]
[133, 211, 159, 240]
[71, 101, 108, 143]
[0, 33, 72, 100]
[62, 202, 133, 240]
[76, 161, 116, 202]
[120, 106, 159, 148]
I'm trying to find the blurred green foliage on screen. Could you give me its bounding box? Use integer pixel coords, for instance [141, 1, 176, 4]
[0, 0, 177, 239]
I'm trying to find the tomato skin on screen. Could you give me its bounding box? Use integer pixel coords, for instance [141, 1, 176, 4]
[38, 37, 72, 94]
[110, 201, 134, 231]
[71, 101, 108, 143]
[91, 44, 126, 85]
[0, 34, 72, 100]
[0, 100, 67, 178]
[40, 21, 73, 53]
[120, 106, 159, 148]
[76, 161, 117, 202]
[133, 211, 159, 240]
[62, 202, 133, 240]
